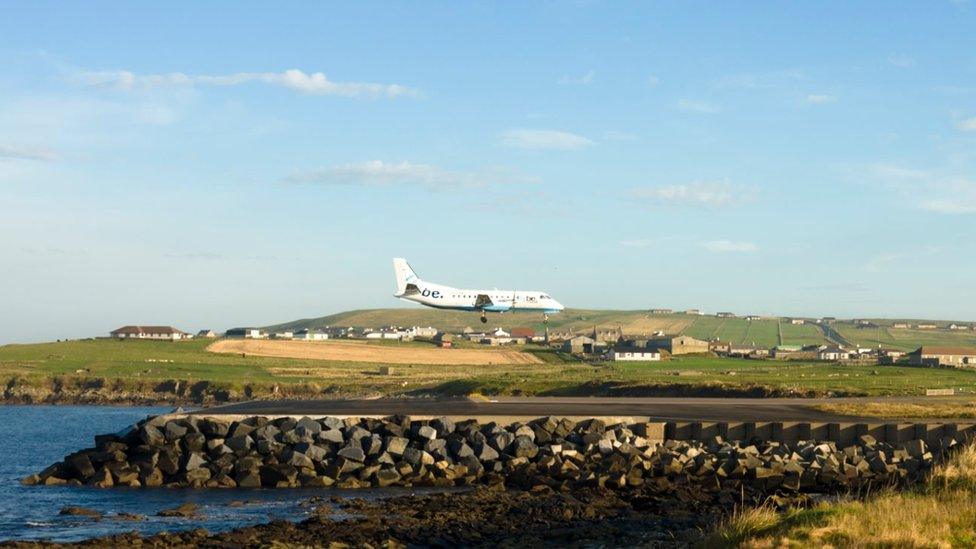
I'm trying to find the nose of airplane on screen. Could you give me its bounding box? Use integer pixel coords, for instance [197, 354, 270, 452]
[552, 299, 565, 311]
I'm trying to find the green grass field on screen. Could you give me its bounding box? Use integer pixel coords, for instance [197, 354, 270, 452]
[3, 338, 976, 400]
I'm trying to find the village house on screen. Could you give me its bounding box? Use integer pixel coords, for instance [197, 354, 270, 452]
[293, 329, 329, 341]
[510, 327, 536, 340]
[716, 312, 736, 318]
[878, 348, 906, 364]
[789, 319, 805, 325]
[110, 326, 191, 341]
[708, 340, 731, 354]
[649, 309, 673, 315]
[817, 347, 851, 361]
[728, 343, 769, 358]
[909, 346, 976, 368]
[409, 326, 438, 338]
[892, 323, 911, 329]
[610, 347, 661, 362]
[225, 327, 266, 339]
[272, 331, 294, 339]
[682, 309, 704, 316]
[745, 315, 761, 321]
[590, 326, 623, 343]
[949, 324, 973, 331]
[917, 324, 938, 330]
[196, 330, 216, 338]
[647, 335, 710, 355]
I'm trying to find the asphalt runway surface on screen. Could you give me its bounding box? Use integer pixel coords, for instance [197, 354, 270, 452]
[198, 396, 969, 422]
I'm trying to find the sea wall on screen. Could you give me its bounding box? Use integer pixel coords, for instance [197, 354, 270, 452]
[25, 414, 956, 495]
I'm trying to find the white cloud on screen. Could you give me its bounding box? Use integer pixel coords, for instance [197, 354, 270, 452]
[631, 181, 755, 207]
[75, 69, 418, 98]
[957, 116, 976, 131]
[700, 240, 759, 253]
[558, 70, 595, 85]
[888, 54, 916, 68]
[283, 160, 527, 189]
[499, 129, 594, 151]
[806, 94, 837, 104]
[676, 99, 720, 114]
[0, 144, 57, 161]
[863, 163, 976, 214]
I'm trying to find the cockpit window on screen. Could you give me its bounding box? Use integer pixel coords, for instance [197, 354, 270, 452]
[541, 294, 550, 299]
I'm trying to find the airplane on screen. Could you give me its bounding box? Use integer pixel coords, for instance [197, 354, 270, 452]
[393, 258, 564, 324]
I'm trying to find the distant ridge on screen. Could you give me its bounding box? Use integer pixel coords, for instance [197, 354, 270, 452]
[264, 308, 976, 351]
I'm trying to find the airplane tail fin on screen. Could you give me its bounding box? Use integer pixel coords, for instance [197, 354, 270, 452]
[393, 258, 421, 296]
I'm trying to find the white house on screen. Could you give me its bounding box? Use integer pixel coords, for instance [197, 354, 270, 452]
[611, 349, 661, 362]
[492, 328, 511, 338]
[790, 319, 805, 325]
[409, 326, 438, 338]
[272, 331, 294, 339]
[294, 329, 329, 341]
[110, 326, 191, 341]
[818, 347, 851, 361]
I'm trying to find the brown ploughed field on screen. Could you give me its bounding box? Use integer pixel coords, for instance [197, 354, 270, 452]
[207, 339, 543, 365]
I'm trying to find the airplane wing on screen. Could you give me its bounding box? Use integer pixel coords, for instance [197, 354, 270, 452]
[474, 294, 493, 309]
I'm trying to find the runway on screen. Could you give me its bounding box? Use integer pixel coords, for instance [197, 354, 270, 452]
[198, 395, 967, 423]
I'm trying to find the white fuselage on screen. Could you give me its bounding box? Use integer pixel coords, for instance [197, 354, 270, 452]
[398, 281, 564, 313]
[392, 258, 565, 315]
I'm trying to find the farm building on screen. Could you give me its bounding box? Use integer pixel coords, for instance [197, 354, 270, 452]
[196, 330, 216, 338]
[434, 333, 453, 348]
[563, 335, 597, 354]
[682, 309, 704, 316]
[272, 331, 294, 339]
[917, 324, 937, 330]
[294, 329, 328, 341]
[909, 346, 976, 368]
[225, 328, 266, 339]
[892, 323, 911, 329]
[745, 316, 761, 321]
[716, 312, 736, 318]
[949, 324, 972, 331]
[648, 335, 710, 355]
[649, 309, 673, 314]
[110, 326, 191, 341]
[789, 319, 805, 325]
[610, 348, 661, 362]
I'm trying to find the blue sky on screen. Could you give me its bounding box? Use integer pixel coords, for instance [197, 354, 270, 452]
[1, 2, 975, 343]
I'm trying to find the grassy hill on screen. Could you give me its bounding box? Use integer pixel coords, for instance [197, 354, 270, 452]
[268, 308, 976, 351]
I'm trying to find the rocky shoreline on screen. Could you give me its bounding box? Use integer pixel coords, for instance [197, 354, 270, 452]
[16, 412, 962, 547]
[27, 413, 944, 493]
[0, 485, 733, 547]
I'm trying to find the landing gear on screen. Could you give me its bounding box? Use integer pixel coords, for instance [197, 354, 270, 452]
[543, 313, 550, 325]
[480, 312, 488, 324]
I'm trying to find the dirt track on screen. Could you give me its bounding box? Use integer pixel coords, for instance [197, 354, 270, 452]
[207, 339, 544, 365]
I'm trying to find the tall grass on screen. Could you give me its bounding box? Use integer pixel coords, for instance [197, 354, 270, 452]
[707, 444, 976, 547]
